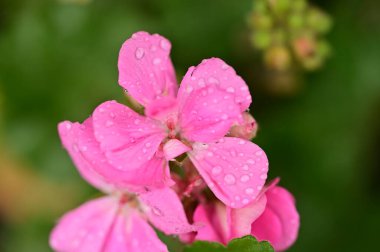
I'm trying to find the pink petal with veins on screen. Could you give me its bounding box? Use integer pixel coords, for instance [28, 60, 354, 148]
[92, 100, 166, 171]
[177, 58, 251, 112]
[251, 186, 300, 251]
[50, 197, 118, 252]
[188, 137, 269, 208]
[178, 87, 241, 142]
[59, 118, 170, 193]
[139, 187, 198, 235]
[118, 31, 177, 107]
[103, 208, 168, 252]
[163, 139, 191, 160]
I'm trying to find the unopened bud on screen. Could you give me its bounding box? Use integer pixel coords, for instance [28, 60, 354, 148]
[306, 8, 332, 34]
[264, 45, 291, 71]
[251, 30, 272, 49]
[229, 112, 258, 140]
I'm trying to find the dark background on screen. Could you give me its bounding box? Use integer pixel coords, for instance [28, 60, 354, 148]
[0, 0, 379, 251]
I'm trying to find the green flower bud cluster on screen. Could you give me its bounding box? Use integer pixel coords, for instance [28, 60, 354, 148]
[247, 0, 332, 71]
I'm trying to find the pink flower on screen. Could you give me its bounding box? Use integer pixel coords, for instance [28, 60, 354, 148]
[190, 179, 300, 251]
[83, 31, 269, 208]
[50, 120, 197, 252]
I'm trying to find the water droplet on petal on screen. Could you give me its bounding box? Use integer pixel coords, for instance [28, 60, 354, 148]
[186, 86, 193, 93]
[247, 159, 255, 164]
[151, 206, 163, 216]
[160, 39, 170, 50]
[242, 164, 249, 171]
[224, 174, 236, 185]
[256, 150, 263, 156]
[153, 58, 161, 65]
[212, 166, 222, 175]
[73, 144, 79, 152]
[260, 174, 267, 180]
[226, 87, 235, 93]
[135, 47, 145, 59]
[242, 198, 249, 205]
[105, 120, 114, 127]
[240, 175, 250, 183]
[245, 188, 254, 195]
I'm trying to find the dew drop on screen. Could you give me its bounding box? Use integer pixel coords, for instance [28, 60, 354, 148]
[135, 47, 145, 59]
[242, 164, 249, 171]
[242, 198, 249, 205]
[240, 175, 250, 183]
[226, 87, 235, 93]
[105, 120, 114, 127]
[160, 39, 170, 50]
[221, 114, 228, 120]
[186, 86, 193, 93]
[260, 174, 267, 180]
[245, 187, 254, 195]
[212, 166, 222, 175]
[153, 58, 161, 65]
[247, 159, 255, 164]
[152, 206, 163, 216]
[198, 79, 206, 87]
[224, 174, 236, 185]
[73, 144, 79, 152]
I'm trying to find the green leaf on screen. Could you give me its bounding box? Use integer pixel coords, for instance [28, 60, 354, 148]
[183, 235, 274, 252]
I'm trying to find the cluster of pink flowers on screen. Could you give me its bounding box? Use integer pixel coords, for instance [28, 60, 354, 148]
[50, 31, 300, 252]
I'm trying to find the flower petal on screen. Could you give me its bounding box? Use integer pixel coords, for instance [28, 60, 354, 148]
[118, 31, 177, 107]
[251, 186, 300, 251]
[193, 202, 229, 244]
[59, 118, 170, 192]
[163, 139, 191, 160]
[139, 187, 197, 235]
[178, 86, 241, 142]
[178, 58, 251, 112]
[227, 194, 267, 240]
[58, 121, 114, 192]
[103, 208, 168, 252]
[92, 100, 166, 171]
[50, 196, 118, 252]
[188, 137, 269, 208]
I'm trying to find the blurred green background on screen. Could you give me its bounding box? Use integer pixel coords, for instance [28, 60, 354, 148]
[0, 0, 379, 251]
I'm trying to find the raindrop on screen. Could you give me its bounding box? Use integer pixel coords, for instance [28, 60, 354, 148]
[152, 207, 162, 216]
[135, 48, 145, 59]
[226, 87, 235, 93]
[240, 175, 250, 183]
[160, 39, 170, 50]
[212, 166, 222, 175]
[260, 174, 267, 180]
[105, 120, 114, 127]
[245, 188, 254, 195]
[153, 58, 161, 65]
[224, 174, 236, 185]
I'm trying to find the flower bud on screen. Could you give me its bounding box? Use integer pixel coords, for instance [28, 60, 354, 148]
[264, 45, 291, 71]
[229, 112, 258, 140]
